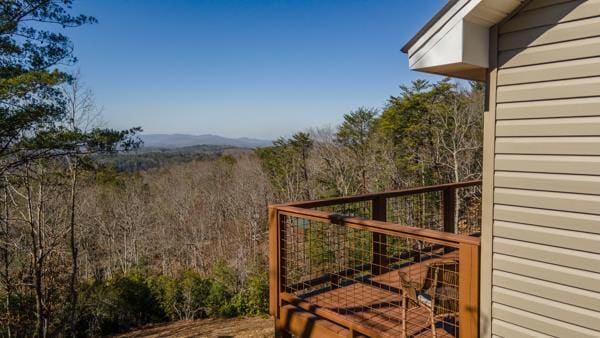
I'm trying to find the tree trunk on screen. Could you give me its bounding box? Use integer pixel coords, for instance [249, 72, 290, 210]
[301, 149, 310, 200]
[2, 183, 11, 338]
[68, 162, 78, 337]
[452, 150, 460, 233]
[24, 169, 46, 338]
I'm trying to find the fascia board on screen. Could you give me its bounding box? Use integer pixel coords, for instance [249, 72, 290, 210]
[408, 0, 482, 68]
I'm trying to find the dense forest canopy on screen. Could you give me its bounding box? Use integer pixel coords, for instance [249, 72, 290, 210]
[258, 79, 484, 202]
[1, 1, 140, 336]
[0, 1, 484, 337]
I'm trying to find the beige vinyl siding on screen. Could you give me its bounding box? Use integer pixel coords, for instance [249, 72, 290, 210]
[492, 319, 553, 338]
[493, 302, 600, 338]
[494, 254, 600, 293]
[494, 221, 600, 253]
[489, 1, 600, 336]
[494, 188, 600, 214]
[497, 56, 600, 85]
[495, 154, 600, 175]
[495, 137, 600, 155]
[494, 204, 600, 234]
[495, 171, 600, 194]
[493, 287, 600, 330]
[499, 36, 600, 68]
[493, 270, 600, 311]
[497, 77, 600, 102]
[498, 16, 600, 51]
[521, 0, 578, 12]
[497, 97, 600, 119]
[494, 237, 600, 272]
[496, 116, 600, 136]
[501, 0, 600, 34]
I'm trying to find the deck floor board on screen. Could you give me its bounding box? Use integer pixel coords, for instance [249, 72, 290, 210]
[301, 251, 459, 337]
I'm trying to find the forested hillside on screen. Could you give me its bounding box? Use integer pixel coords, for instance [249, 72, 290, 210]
[0, 1, 484, 337]
[98, 145, 251, 172]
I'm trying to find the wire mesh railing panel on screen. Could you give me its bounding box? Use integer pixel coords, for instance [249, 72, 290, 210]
[456, 185, 482, 235]
[386, 191, 444, 231]
[304, 182, 481, 237]
[282, 214, 372, 297]
[312, 199, 372, 219]
[280, 213, 461, 337]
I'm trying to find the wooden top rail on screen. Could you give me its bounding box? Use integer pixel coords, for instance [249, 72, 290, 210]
[273, 205, 481, 247]
[273, 180, 481, 209]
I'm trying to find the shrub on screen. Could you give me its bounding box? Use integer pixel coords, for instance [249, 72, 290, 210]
[206, 259, 239, 317]
[77, 273, 165, 336]
[148, 271, 211, 320]
[108, 273, 166, 327]
[73, 261, 268, 336]
[177, 271, 211, 319]
[0, 293, 37, 337]
[206, 277, 235, 317]
[244, 271, 269, 315]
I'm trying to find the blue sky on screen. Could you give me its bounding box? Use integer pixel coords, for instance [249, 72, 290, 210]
[68, 0, 446, 139]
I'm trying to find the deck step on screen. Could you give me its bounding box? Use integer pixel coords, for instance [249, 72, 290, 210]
[279, 305, 356, 338]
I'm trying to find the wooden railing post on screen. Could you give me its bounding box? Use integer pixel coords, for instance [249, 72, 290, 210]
[270, 206, 292, 337]
[268, 206, 280, 318]
[371, 196, 387, 275]
[459, 242, 480, 338]
[443, 187, 457, 234]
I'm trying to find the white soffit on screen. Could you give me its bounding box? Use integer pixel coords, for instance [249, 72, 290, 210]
[402, 0, 524, 80]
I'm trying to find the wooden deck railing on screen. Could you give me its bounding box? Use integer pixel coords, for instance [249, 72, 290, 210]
[269, 181, 481, 338]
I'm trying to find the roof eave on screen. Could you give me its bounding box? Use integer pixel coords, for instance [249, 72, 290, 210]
[401, 0, 526, 81]
[401, 0, 459, 54]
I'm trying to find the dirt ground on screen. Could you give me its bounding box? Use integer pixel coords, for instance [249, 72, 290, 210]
[112, 317, 274, 338]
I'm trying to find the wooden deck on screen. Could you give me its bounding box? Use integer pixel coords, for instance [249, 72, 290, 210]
[295, 252, 458, 338]
[270, 181, 481, 338]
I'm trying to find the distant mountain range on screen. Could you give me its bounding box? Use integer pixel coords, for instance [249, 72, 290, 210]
[140, 134, 273, 149]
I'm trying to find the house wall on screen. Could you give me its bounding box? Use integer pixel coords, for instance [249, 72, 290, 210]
[483, 0, 600, 337]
